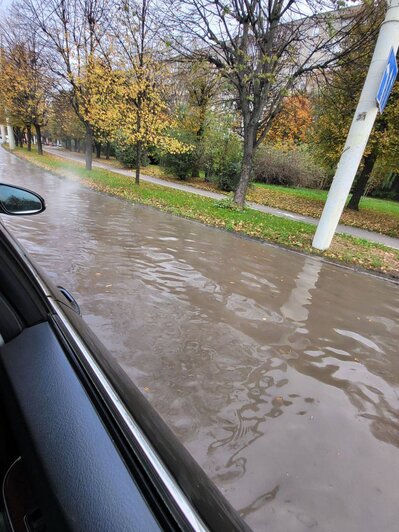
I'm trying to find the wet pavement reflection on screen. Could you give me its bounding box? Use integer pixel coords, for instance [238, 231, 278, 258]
[1, 148, 399, 531]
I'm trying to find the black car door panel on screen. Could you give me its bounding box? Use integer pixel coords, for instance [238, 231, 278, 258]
[0, 322, 161, 532]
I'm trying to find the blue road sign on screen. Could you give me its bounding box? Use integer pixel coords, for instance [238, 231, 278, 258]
[376, 47, 398, 113]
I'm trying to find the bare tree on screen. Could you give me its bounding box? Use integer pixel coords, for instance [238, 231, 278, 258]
[165, 0, 381, 206]
[14, 0, 113, 169]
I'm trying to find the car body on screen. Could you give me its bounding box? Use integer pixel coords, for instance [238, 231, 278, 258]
[0, 183, 248, 531]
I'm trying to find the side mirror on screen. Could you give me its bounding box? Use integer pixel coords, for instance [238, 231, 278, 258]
[0, 183, 45, 216]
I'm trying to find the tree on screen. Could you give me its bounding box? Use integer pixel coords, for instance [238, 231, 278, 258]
[110, 0, 157, 182]
[84, 0, 190, 183]
[48, 91, 85, 150]
[82, 58, 189, 183]
[0, 23, 50, 154]
[266, 94, 312, 147]
[177, 62, 221, 167]
[165, 0, 381, 206]
[165, 60, 224, 177]
[15, 0, 112, 169]
[349, 85, 399, 208]
[310, 2, 399, 210]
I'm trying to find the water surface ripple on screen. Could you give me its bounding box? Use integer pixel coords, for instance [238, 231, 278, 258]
[2, 149, 399, 532]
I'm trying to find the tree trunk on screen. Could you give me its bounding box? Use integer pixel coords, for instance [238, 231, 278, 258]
[191, 137, 201, 178]
[390, 173, 399, 201]
[85, 126, 93, 170]
[135, 96, 143, 184]
[192, 119, 206, 178]
[34, 124, 43, 155]
[105, 142, 110, 160]
[14, 127, 22, 147]
[95, 142, 101, 159]
[27, 126, 32, 151]
[347, 151, 377, 210]
[135, 142, 142, 185]
[234, 130, 255, 207]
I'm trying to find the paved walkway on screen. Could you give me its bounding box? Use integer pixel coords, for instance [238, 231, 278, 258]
[45, 147, 399, 250]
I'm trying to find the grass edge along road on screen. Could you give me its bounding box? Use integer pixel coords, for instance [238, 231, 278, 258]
[8, 146, 399, 279]
[127, 163, 399, 238]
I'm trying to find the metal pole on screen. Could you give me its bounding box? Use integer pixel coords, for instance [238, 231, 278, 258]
[312, 0, 399, 250]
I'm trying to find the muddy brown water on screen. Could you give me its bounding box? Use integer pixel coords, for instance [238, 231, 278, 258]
[1, 148, 399, 532]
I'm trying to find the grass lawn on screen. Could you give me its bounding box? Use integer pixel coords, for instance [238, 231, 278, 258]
[251, 182, 399, 233]
[46, 150, 399, 237]
[124, 163, 399, 237]
[254, 183, 399, 214]
[130, 163, 399, 237]
[8, 146, 399, 279]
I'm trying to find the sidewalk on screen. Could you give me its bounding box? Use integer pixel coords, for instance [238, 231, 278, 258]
[45, 147, 399, 251]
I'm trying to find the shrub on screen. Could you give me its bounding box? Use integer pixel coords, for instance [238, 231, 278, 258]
[210, 161, 241, 192]
[161, 149, 197, 180]
[201, 119, 243, 191]
[214, 195, 242, 210]
[115, 144, 149, 169]
[147, 145, 161, 165]
[160, 129, 197, 180]
[253, 144, 325, 188]
[368, 172, 399, 200]
[160, 114, 242, 187]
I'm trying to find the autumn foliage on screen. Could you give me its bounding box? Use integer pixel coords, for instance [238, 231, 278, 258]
[266, 95, 313, 148]
[79, 58, 190, 182]
[0, 42, 49, 153]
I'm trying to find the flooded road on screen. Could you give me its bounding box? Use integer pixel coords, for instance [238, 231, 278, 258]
[1, 148, 399, 532]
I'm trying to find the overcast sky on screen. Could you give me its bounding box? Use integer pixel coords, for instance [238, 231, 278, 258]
[0, 0, 12, 13]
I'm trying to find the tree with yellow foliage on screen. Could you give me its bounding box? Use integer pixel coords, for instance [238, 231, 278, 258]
[15, 0, 111, 169]
[0, 34, 50, 154]
[82, 58, 189, 184]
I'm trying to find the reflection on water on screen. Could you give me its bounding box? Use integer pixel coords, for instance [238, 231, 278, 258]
[2, 148, 399, 532]
[280, 257, 322, 323]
